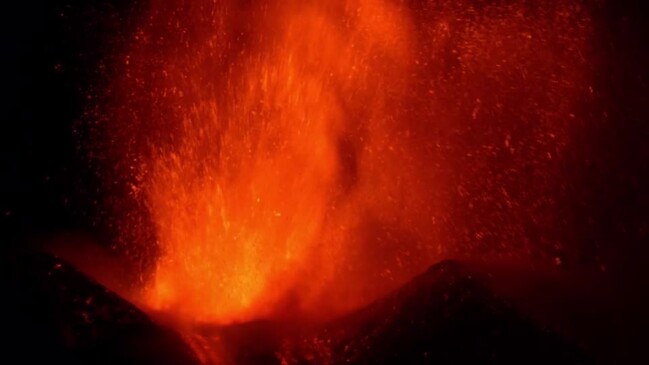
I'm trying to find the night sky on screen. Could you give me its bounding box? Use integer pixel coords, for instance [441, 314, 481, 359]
[1, 0, 135, 243]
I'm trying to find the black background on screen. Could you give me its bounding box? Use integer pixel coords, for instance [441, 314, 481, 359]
[0, 0, 137, 244]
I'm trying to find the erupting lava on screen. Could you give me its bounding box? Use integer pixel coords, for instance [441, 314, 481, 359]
[90, 0, 593, 324]
[143, 0, 417, 322]
[102, 0, 422, 323]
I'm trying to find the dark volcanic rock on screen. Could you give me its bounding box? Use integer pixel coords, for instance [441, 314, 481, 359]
[0, 252, 200, 365]
[277, 260, 589, 365]
[1, 254, 589, 365]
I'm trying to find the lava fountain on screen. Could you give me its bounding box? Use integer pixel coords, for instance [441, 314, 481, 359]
[142, 0, 419, 323]
[89, 0, 593, 325]
[95, 0, 423, 323]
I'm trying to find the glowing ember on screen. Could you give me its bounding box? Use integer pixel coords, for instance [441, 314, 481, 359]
[90, 0, 593, 324]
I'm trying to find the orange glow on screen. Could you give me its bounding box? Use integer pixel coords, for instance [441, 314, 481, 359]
[92, 0, 594, 324]
[137, 0, 416, 322]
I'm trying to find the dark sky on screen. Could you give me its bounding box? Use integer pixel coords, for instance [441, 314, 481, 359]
[0, 0, 132, 245]
[1, 0, 58, 240]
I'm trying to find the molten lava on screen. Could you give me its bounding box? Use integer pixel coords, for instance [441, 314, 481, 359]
[91, 0, 593, 324]
[145, 0, 415, 321]
[102, 0, 421, 322]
